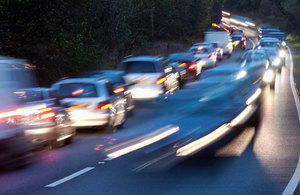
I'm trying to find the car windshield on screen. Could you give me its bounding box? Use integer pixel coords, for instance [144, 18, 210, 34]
[260, 41, 279, 47]
[58, 83, 98, 98]
[123, 61, 157, 73]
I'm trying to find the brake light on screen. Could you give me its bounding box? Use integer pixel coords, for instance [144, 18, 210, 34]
[224, 27, 230, 32]
[39, 107, 56, 119]
[113, 87, 125, 94]
[241, 37, 245, 41]
[156, 77, 167, 85]
[72, 89, 84, 96]
[99, 103, 112, 110]
[13, 91, 26, 95]
[188, 63, 197, 70]
[209, 52, 215, 60]
[217, 48, 221, 52]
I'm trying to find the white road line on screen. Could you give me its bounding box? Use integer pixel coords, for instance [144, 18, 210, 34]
[288, 46, 300, 122]
[249, 38, 256, 49]
[283, 157, 300, 195]
[45, 167, 95, 187]
[282, 47, 300, 195]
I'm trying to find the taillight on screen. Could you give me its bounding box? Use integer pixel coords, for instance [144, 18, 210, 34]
[227, 43, 232, 48]
[217, 48, 221, 52]
[0, 110, 18, 123]
[241, 37, 245, 41]
[188, 63, 197, 70]
[113, 87, 125, 94]
[39, 108, 56, 120]
[209, 52, 215, 60]
[224, 27, 230, 32]
[99, 103, 112, 110]
[197, 46, 203, 51]
[156, 77, 167, 85]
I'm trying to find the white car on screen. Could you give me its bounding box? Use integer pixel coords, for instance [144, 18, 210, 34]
[188, 46, 217, 69]
[119, 56, 180, 99]
[51, 78, 127, 131]
[205, 31, 233, 57]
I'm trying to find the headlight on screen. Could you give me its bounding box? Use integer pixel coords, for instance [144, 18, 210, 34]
[272, 58, 281, 66]
[282, 41, 286, 47]
[279, 50, 285, 58]
[263, 69, 275, 83]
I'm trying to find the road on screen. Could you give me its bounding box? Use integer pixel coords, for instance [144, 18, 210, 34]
[0, 28, 300, 195]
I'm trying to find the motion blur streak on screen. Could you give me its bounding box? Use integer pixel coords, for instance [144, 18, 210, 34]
[176, 124, 231, 156]
[106, 125, 179, 159]
[246, 88, 262, 105]
[177, 105, 256, 156]
[230, 105, 255, 127]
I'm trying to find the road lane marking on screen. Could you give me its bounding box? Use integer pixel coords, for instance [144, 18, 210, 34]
[288, 46, 300, 122]
[249, 38, 256, 49]
[283, 157, 300, 195]
[45, 167, 95, 187]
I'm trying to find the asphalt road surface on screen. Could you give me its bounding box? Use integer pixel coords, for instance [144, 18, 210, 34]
[0, 28, 300, 195]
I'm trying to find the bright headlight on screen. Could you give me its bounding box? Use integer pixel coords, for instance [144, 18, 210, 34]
[263, 69, 275, 83]
[279, 50, 286, 58]
[272, 58, 281, 66]
[282, 42, 286, 47]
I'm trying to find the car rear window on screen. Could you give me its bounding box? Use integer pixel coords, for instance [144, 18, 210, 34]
[123, 61, 157, 73]
[58, 83, 98, 98]
[167, 53, 194, 62]
[260, 41, 279, 47]
[14, 90, 44, 103]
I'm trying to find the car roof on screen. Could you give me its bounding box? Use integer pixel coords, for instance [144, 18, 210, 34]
[122, 56, 163, 63]
[54, 78, 107, 85]
[167, 52, 194, 60]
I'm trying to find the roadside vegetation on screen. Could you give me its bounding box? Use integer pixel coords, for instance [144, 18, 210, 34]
[0, 0, 222, 86]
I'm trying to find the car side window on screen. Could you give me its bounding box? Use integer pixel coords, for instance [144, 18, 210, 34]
[156, 61, 164, 72]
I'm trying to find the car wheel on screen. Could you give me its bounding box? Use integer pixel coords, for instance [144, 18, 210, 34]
[65, 130, 76, 145]
[270, 81, 275, 89]
[219, 56, 223, 62]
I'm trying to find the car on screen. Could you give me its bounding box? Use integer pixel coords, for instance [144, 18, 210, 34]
[231, 29, 246, 50]
[239, 49, 276, 88]
[119, 56, 180, 99]
[264, 32, 287, 48]
[258, 38, 286, 68]
[193, 41, 223, 61]
[51, 78, 128, 131]
[188, 45, 217, 69]
[79, 70, 134, 114]
[205, 31, 233, 57]
[165, 52, 204, 86]
[0, 56, 35, 168]
[13, 88, 76, 148]
[261, 28, 280, 38]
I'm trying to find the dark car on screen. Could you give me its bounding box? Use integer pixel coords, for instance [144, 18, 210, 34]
[231, 29, 246, 50]
[14, 88, 76, 148]
[79, 70, 134, 114]
[166, 52, 203, 86]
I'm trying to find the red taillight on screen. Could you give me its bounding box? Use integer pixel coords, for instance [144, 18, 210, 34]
[156, 77, 167, 85]
[72, 89, 84, 96]
[209, 52, 215, 60]
[39, 107, 56, 119]
[13, 91, 26, 95]
[113, 87, 125, 94]
[188, 63, 197, 70]
[99, 104, 112, 110]
[0, 110, 18, 122]
[241, 37, 245, 41]
[224, 27, 230, 32]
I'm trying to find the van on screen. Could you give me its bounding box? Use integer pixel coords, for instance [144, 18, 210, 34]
[205, 31, 233, 57]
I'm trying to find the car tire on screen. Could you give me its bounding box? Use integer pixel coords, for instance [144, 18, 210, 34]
[65, 131, 76, 145]
[246, 105, 261, 128]
[219, 57, 223, 62]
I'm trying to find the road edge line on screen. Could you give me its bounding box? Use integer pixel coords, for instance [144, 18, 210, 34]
[283, 157, 300, 195]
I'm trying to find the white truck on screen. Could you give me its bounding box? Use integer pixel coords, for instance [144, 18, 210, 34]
[205, 31, 233, 58]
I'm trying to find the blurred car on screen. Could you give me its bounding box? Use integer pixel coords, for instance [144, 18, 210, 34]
[165, 52, 204, 86]
[239, 49, 275, 88]
[13, 88, 75, 148]
[193, 41, 223, 61]
[119, 56, 180, 99]
[79, 70, 134, 114]
[264, 32, 287, 48]
[261, 28, 280, 38]
[51, 78, 128, 131]
[0, 56, 36, 168]
[188, 45, 217, 69]
[231, 29, 246, 50]
[258, 38, 286, 69]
